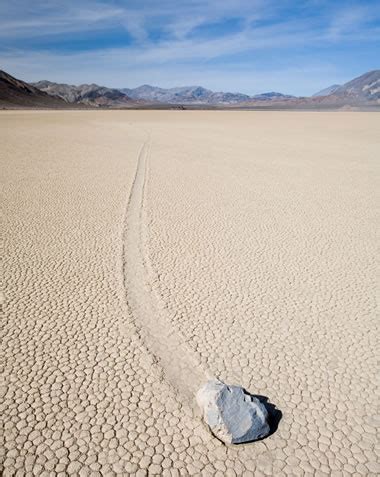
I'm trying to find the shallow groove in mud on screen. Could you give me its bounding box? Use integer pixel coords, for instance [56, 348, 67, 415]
[122, 137, 211, 404]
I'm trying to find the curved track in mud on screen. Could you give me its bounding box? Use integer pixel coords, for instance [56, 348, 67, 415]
[122, 137, 212, 406]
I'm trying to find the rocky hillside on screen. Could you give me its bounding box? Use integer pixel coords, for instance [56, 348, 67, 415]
[332, 70, 380, 102]
[311, 70, 379, 103]
[0, 70, 67, 108]
[32, 80, 134, 107]
[312, 84, 341, 97]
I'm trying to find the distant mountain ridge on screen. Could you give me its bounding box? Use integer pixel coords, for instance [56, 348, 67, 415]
[251, 91, 295, 100]
[32, 80, 134, 107]
[120, 84, 294, 104]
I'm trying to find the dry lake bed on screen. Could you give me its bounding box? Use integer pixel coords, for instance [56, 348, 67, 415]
[2, 110, 379, 475]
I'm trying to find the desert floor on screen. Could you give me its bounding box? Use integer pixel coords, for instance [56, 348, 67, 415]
[2, 111, 379, 476]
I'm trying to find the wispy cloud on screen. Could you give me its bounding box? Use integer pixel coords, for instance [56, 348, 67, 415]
[327, 3, 380, 40]
[0, 2, 126, 37]
[0, 0, 264, 40]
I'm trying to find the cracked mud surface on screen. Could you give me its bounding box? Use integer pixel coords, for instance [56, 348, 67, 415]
[2, 111, 379, 476]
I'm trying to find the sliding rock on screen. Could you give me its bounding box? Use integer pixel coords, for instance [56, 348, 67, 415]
[196, 379, 270, 444]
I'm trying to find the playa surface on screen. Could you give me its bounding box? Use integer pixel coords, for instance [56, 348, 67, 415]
[2, 110, 379, 476]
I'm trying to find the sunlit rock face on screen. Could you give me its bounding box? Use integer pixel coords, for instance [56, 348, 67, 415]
[196, 380, 270, 444]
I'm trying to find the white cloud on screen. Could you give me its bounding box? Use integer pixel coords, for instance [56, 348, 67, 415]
[0, 2, 126, 37]
[0, 0, 266, 40]
[327, 4, 377, 40]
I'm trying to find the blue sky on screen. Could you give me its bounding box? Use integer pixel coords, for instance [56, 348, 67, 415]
[0, 0, 379, 95]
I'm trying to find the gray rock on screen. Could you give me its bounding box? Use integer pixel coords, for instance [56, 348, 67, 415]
[196, 380, 270, 444]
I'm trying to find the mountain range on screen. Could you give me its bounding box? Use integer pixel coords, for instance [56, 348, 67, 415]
[1, 69, 379, 109]
[119, 85, 294, 104]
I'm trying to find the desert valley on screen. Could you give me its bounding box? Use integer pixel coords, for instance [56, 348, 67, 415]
[2, 0, 380, 475]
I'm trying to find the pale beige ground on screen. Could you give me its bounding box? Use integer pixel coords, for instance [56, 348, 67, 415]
[1, 111, 379, 476]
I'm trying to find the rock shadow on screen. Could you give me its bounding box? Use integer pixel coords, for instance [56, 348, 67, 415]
[236, 390, 283, 444]
[253, 394, 282, 437]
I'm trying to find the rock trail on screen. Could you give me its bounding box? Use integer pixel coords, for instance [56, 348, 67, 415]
[122, 134, 212, 407]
